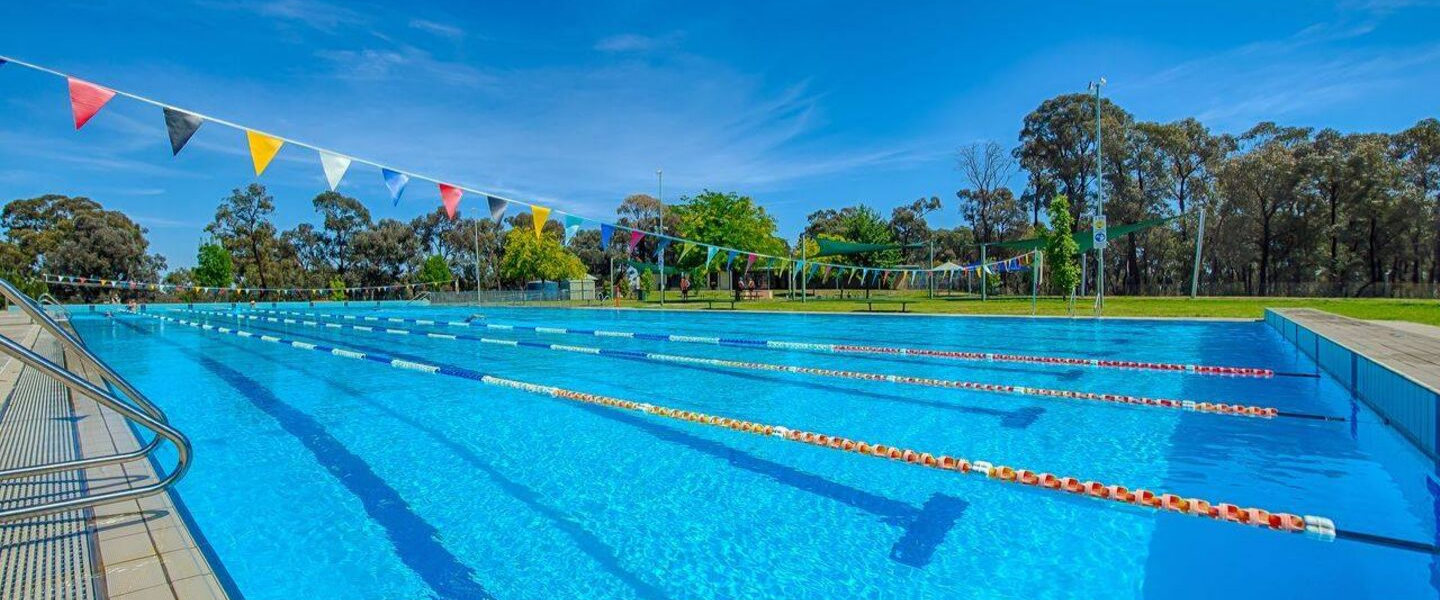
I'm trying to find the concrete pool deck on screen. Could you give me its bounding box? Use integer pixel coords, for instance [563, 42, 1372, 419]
[0, 312, 229, 600]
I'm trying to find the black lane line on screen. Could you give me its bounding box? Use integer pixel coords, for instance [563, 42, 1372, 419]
[179, 313, 972, 568]
[132, 318, 674, 600]
[116, 319, 494, 600]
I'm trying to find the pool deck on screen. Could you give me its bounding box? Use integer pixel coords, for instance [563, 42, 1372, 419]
[0, 312, 229, 600]
[1274, 308, 1440, 394]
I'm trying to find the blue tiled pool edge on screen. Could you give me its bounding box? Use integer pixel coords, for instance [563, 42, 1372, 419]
[1265, 309, 1440, 461]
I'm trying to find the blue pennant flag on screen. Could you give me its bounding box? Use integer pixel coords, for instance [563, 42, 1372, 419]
[655, 238, 671, 259]
[725, 250, 738, 269]
[382, 169, 410, 206]
[599, 223, 614, 249]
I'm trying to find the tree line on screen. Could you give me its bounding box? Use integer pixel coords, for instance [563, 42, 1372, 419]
[1, 92, 1435, 299]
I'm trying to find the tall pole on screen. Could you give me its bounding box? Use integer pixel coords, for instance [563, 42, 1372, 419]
[656, 168, 665, 308]
[980, 244, 988, 301]
[800, 235, 808, 303]
[1031, 251, 1042, 315]
[1190, 209, 1206, 299]
[1090, 77, 1107, 314]
[473, 218, 482, 306]
[928, 240, 935, 300]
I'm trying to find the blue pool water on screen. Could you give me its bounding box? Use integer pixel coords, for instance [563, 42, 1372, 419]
[69, 304, 1440, 600]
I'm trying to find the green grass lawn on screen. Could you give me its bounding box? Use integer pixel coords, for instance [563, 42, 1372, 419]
[596, 290, 1440, 326]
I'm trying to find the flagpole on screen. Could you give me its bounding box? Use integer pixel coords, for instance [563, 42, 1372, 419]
[656, 168, 664, 308]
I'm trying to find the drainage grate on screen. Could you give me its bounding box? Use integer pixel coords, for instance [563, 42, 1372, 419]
[0, 336, 97, 600]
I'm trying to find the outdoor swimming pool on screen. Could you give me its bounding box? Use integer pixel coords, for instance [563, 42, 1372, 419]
[72, 304, 1439, 600]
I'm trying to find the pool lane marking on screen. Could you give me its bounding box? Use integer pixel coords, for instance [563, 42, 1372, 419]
[131, 310, 1349, 546]
[111, 319, 495, 600]
[181, 308, 1336, 423]
[239, 307, 1285, 379]
[197, 324, 969, 570]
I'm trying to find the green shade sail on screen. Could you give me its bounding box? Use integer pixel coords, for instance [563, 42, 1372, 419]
[812, 239, 925, 257]
[985, 214, 1188, 252]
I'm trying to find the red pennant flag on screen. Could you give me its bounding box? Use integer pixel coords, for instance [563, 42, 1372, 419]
[438, 183, 463, 219]
[68, 77, 116, 130]
[627, 230, 644, 252]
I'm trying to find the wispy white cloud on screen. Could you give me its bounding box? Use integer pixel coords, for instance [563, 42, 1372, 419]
[1133, 15, 1440, 130]
[198, 0, 370, 33]
[594, 33, 682, 54]
[409, 18, 465, 40]
[132, 214, 201, 228]
[314, 44, 497, 88]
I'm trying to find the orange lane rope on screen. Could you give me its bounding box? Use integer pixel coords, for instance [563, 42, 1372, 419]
[130, 309, 1337, 542]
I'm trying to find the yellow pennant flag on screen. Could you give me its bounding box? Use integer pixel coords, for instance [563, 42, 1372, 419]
[246, 130, 285, 176]
[531, 205, 551, 239]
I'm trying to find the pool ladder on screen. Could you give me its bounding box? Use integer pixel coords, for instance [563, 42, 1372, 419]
[0, 279, 192, 521]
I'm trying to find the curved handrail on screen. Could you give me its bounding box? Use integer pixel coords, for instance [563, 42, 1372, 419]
[0, 279, 192, 521]
[37, 293, 71, 322]
[2, 280, 167, 423]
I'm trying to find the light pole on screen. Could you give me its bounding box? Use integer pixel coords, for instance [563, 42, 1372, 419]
[657, 168, 665, 308]
[1089, 77, 1107, 314]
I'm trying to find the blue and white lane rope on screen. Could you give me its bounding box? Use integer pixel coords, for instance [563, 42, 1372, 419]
[122, 309, 1352, 545]
[237, 307, 1285, 378]
[176, 308, 1343, 422]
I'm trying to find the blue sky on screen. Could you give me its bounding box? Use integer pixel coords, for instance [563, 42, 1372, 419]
[1, 0, 1438, 269]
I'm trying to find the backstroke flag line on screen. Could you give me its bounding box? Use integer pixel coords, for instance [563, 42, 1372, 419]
[1, 53, 1037, 280]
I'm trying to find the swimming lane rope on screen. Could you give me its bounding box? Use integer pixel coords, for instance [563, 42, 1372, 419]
[176, 308, 1343, 423]
[122, 309, 1350, 546]
[237, 307, 1287, 378]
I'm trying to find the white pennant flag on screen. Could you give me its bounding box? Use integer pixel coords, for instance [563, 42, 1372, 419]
[319, 151, 352, 191]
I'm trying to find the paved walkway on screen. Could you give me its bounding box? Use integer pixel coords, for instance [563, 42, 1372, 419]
[0, 312, 228, 600]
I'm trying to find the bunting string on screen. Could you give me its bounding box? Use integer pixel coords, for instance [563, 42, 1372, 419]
[39, 273, 452, 295]
[0, 53, 1040, 280]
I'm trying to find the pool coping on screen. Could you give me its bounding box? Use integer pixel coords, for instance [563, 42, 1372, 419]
[62, 325, 235, 600]
[1266, 308, 1440, 462]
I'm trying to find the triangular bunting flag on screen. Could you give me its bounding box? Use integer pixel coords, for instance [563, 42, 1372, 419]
[599, 223, 614, 249]
[487, 195, 508, 221]
[246, 130, 285, 176]
[746, 253, 757, 271]
[679, 242, 696, 262]
[319, 151, 351, 191]
[627, 230, 644, 252]
[563, 215, 583, 244]
[438, 183, 463, 219]
[162, 107, 203, 155]
[705, 246, 718, 266]
[67, 78, 115, 130]
[531, 205, 551, 239]
[382, 169, 409, 205]
[725, 250, 738, 270]
[655, 238, 671, 259]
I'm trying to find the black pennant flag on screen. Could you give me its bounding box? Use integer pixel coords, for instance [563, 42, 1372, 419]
[163, 107, 203, 155]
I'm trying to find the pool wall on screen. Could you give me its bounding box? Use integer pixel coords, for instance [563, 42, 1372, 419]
[1265, 308, 1440, 460]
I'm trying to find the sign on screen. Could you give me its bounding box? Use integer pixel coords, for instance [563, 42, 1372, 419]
[1092, 216, 1109, 249]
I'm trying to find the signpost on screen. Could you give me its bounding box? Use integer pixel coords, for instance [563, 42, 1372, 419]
[1092, 216, 1108, 250]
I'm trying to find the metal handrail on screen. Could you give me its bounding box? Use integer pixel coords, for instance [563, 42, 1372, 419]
[36, 293, 71, 322]
[0, 279, 192, 521]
